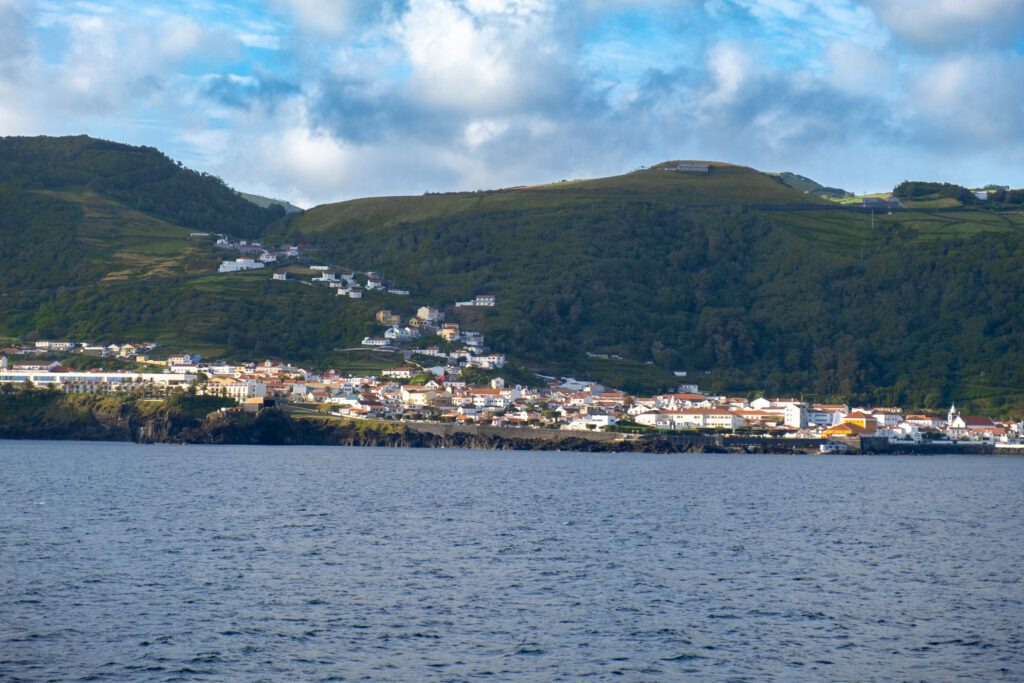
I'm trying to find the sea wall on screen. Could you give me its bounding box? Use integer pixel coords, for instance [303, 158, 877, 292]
[858, 437, 994, 455]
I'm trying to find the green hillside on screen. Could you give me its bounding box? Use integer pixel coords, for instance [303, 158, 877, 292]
[271, 163, 1024, 411]
[0, 136, 384, 364]
[2, 139, 1024, 414]
[0, 135, 285, 238]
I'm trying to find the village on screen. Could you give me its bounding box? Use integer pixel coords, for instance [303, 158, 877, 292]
[1, 326, 1021, 449]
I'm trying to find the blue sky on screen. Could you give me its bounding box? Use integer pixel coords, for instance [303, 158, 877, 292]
[2, 0, 1023, 206]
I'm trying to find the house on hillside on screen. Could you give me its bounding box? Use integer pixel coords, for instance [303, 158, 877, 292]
[455, 294, 497, 307]
[219, 258, 265, 273]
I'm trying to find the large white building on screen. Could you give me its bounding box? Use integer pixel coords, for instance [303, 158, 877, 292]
[218, 258, 266, 273]
[201, 378, 267, 401]
[0, 369, 198, 394]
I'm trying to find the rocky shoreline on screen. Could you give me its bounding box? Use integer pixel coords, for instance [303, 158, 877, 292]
[0, 397, 1013, 455]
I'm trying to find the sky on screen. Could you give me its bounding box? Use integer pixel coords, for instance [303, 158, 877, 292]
[1, 0, 1023, 207]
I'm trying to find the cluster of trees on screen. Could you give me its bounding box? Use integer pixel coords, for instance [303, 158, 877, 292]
[986, 188, 1024, 204]
[893, 181, 979, 204]
[894, 180, 1024, 206]
[0, 186, 102, 293]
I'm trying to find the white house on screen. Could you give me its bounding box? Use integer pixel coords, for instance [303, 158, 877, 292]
[384, 326, 420, 342]
[470, 354, 506, 369]
[456, 294, 497, 307]
[634, 411, 663, 427]
[750, 397, 801, 411]
[383, 367, 416, 379]
[272, 272, 288, 281]
[872, 411, 904, 428]
[202, 379, 267, 401]
[784, 403, 808, 428]
[35, 340, 76, 351]
[218, 258, 265, 273]
[666, 408, 745, 429]
[564, 414, 618, 431]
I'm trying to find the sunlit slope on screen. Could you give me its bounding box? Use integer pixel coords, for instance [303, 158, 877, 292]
[285, 162, 825, 236]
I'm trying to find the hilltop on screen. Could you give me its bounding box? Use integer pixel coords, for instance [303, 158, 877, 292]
[2, 137, 1024, 412]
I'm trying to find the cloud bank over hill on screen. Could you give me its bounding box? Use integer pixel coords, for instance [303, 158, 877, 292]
[1, 0, 1022, 206]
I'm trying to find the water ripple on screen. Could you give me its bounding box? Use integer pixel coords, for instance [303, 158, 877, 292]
[1, 442, 1022, 681]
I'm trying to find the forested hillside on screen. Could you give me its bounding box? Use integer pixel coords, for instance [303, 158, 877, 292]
[0, 135, 284, 238]
[272, 164, 1024, 411]
[0, 136, 381, 365]
[2, 138, 1024, 413]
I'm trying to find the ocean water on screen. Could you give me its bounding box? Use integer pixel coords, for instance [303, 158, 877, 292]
[1, 441, 1022, 682]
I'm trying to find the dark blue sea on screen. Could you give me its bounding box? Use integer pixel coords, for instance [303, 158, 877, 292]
[1, 441, 1022, 681]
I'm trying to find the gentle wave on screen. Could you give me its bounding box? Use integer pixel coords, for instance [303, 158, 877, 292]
[1, 441, 1022, 681]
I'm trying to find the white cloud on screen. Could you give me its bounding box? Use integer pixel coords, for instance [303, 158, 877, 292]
[275, 0, 367, 36]
[866, 0, 1024, 50]
[825, 41, 898, 95]
[909, 53, 1024, 143]
[394, 0, 568, 113]
[3, 0, 1024, 206]
[702, 42, 754, 109]
[463, 118, 510, 148]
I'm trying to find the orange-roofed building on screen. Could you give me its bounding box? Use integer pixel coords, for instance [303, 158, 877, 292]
[823, 422, 872, 438]
[841, 411, 877, 431]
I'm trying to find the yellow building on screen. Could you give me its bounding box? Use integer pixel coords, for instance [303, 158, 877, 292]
[822, 422, 869, 439]
[840, 411, 877, 431]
